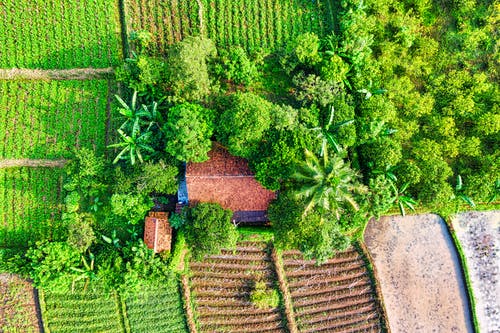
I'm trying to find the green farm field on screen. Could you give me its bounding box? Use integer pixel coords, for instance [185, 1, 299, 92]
[0, 80, 111, 159]
[0, 0, 122, 69]
[39, 278, 188, 333]
[124, 280, 188, 333]
[0, 167, 64, 248]
[124, 0, 327, 54]
[40, 286, 125, 333]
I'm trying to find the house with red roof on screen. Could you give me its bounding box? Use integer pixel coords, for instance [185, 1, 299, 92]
[183, 142, 276, 224]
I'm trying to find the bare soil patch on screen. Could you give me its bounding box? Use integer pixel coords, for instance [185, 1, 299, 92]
[0, 159, 67, 168]
[452, 210, 500, 333]
[0, 68, 114, 80]
[364, 214, 473, 332]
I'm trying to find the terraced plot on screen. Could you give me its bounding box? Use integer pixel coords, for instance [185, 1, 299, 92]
[0, 80, 110, 159]
[41, 287, 124, 333]
[124, 279, 188, 333]
[0, 0, 122, 69]
[124, 0, 326, 54]
[189, 241, 286, 333]
[0, 167, 64, 248]
[282, 248, 384, 333]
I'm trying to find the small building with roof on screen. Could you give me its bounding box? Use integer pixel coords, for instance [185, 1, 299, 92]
[182, 142, 276, 224]
[143, 211, 172, 253]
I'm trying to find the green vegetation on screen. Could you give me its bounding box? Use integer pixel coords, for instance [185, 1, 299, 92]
[184, 202, 238, 260]
[124, 279, 188, 332]
[124, 0, 326, 54]
[0, 0, 498, 330]
[41, 284, 124, 333]
[250, 281, 280, 309]
[0, 80, 109, 159]
[0, 0, 122, 69]
[0, 167, 64, 248]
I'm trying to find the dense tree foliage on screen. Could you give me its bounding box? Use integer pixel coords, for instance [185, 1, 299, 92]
[163, 103, 215, 162]
[184, 203, 238, 260]
[217, 92, 272, 158]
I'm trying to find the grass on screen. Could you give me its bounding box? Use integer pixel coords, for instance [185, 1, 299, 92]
[0, 167, 65, 248]
[0, 80, 110, 159]
[0, 0, 122, 69]
[238, 226, 275, 242]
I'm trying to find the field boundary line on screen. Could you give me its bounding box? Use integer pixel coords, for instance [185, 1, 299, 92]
[37, 289, 51, 333]
[0, 159, 68, 168]
[179, 248, 198, 333]
[271, 248, 298, 333]
[356, 241, 391, 333]
[0, 68, 114, 80]
[115, 291, 130, 333]
[196, 0, 205, 36]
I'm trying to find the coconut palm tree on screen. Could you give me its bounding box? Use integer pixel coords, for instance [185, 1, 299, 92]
[292, 147, 367, 219]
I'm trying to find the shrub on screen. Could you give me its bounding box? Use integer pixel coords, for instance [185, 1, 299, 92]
[66, 213, 96, 253]
[250, 281, 280, 309]
[184, 203, 237, 260]
[216, 46, 258, 86]
[111, 193, 153, 225]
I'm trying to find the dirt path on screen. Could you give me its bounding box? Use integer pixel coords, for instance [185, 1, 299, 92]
[0, 68, 114, 80]
[452, 210, 500, 333]
[0, 159, 67, 168]
[364, 214, 473, 333]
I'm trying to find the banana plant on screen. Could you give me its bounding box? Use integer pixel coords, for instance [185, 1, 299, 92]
[115, 91, 163, 130]
[70, 252, 96, 292]
[488, 179, 500, 203]
[390, 182, 417, 217]
[310, 105, 354, 156]
[455, 175, 476, 208]
[108, 117, 154, 165]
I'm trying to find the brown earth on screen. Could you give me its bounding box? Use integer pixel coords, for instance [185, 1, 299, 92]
[0, 68, 114, 80]
[0, 159, 67, 168]
[364, 214, 473, 332]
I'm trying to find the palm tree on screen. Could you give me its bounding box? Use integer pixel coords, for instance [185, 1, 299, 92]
[310, 105, 354, 156]
[292, 147, 367, 219]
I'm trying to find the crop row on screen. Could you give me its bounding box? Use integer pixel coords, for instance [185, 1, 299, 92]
[124, 0, 200, 54]
[0, 80, 109, 159]
[282, 249, 383, 333]
[124, 280, 188, 333]
[124, 0, 326, 55]
[0, 0, 122, 69]
[42, 288, 124, 333]
[203, 0, 325, 51]
[0, 167, 64, 248]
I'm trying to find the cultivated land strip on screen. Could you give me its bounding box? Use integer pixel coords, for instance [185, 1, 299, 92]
[0, 159, 67, 168]
[0, 68, 114, 80]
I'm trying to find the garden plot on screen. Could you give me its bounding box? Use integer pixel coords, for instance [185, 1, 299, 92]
[282, 248, 384, 333]
[452, 210, 500, 333]
[0, 273, 41, 333]
[189, 241, 286, 333]
[364, 214, 473, 332]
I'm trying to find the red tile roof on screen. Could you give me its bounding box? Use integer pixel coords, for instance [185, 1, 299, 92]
[186, 142, 276, 212]
[144, 212, 172, 253]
